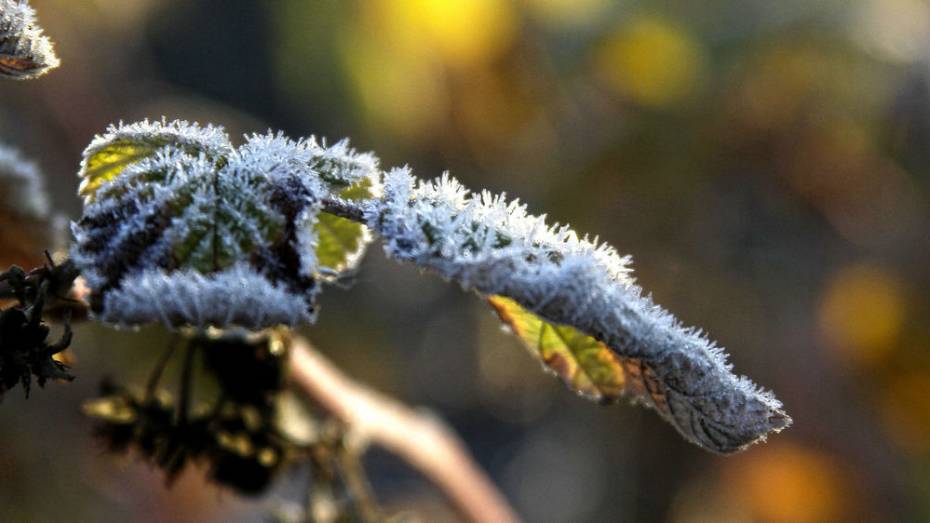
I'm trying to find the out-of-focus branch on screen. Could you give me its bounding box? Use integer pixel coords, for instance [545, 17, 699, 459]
[288, 336, 521, 523]
[28, 273, 519, 521]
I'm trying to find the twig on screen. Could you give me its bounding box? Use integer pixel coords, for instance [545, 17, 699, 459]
[321, 197, 366, 222]
[337, 443, 382, 523]
[176, 339, 197, 425]
[145, 334, 180, 401]
[288, 337, 521, 523]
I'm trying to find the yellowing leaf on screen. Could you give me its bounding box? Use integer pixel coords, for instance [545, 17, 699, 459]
[78, 121, 232, 203]
[79, 141, 163, 200]
[489, 295, 625, 403]
[315, 178, 373, 277]
[489, 295, 782, 453]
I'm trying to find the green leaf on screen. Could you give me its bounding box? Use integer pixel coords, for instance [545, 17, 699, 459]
[314, 177, 373, 277]
[78, 121, 232, 203]
[489, 295, 626, 403]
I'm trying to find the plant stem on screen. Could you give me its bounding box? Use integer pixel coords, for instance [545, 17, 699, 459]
[321, 197, 366, 223]
[176, 339, 197, 425]
[337, 445, 381, 523]
[288, 336, 521, 523]
[145, 334, 179, 401]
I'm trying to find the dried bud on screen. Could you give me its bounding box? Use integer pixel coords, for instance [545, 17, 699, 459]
[0, 0, 59, 79]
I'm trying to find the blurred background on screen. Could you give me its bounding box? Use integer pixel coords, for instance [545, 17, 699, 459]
[1, 0, 929, 521]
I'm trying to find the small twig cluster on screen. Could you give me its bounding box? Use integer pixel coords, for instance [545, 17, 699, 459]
[0, 255, 77, 398]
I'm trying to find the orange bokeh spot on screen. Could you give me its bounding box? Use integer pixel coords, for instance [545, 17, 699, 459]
[818, 263, 905, 365]
[723, 443, 850, 523]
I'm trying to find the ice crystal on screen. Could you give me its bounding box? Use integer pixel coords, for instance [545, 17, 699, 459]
[367, 168, 790, 452]
[0, 0, 58, 79]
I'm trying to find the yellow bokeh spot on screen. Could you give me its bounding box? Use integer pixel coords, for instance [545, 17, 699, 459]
[724, 443, 849, 523]
[595, 17, 705, 107]
[341, 0, 515, 141]
[341, 30, 447, 142]
[377, 0, 516, 68]
[818, 263, 906, 364]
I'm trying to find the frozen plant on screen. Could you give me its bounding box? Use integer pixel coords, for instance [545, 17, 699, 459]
[69, 119, 790, 455]
[0, 4, 790, 520]
[71, 120, 379, 328]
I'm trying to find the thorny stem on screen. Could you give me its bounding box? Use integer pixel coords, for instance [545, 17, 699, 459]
[288, 337, 521, 523]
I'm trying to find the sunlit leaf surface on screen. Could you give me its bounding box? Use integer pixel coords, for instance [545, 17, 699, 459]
[489, 295, 626, 403]
[315, 177, 372, 277]
[488, 294, 787, 453]
[78, 120, 232, 203]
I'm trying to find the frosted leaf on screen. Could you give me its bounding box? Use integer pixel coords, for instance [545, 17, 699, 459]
[237, 132, 380, 190]
[307, 137, 379, 188]
[368, 168, 790, 453]
[72, 123, 327, 329]
[0, 142, 53, 268]
[490, 295, 626, 403]
[0, 142, 48, 219]
[235, 132, 380, 280]
[98, 263, 315, 329]
[314, 176, 378, 281]
[79, 119, 233, 203]
[0, 0, 59, 79]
